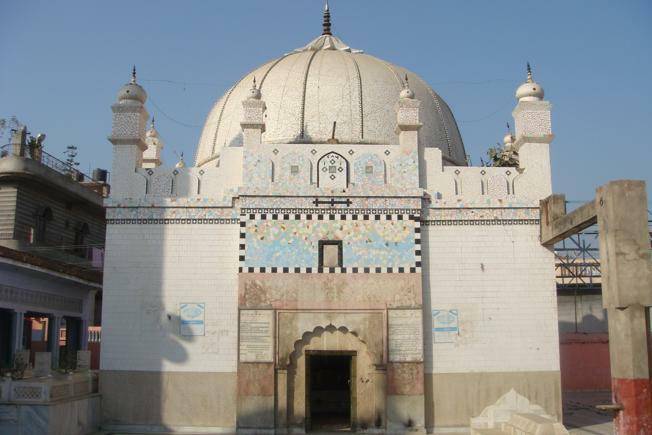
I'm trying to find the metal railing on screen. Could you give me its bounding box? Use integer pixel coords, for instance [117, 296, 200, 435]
[1, 143, 105, 183]
[554, 205, 652, 290]
[555, 226, 601, 288]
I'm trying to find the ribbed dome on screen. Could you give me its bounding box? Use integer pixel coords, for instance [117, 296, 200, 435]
[195, 35, 466, 166]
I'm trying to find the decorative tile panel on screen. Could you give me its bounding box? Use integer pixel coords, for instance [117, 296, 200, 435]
[240, 213, 420, 272]
[353, 153, 385, 186]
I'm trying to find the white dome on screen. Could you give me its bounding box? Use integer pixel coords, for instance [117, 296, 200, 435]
[117, 67, 147, 104]
[195, 35, 467, 166]
[117, 82, 147, 104]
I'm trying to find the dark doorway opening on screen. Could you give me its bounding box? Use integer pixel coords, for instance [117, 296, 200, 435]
[307, 353, 353, 431]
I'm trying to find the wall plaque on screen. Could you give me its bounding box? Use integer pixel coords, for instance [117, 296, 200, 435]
[388, 309, 423, 362]
[432, 309, 459, 343]
[180, 303, 205, 336]
[239, 310, 274, 362]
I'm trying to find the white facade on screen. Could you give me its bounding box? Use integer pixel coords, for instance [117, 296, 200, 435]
[101, 18, 559, 433]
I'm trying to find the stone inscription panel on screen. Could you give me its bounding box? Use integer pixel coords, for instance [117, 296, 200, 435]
[388, 309, 423, 362]
[239, 310, 274, 362]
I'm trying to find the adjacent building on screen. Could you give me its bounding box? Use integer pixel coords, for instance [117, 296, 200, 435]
[0, 127, 106, 372]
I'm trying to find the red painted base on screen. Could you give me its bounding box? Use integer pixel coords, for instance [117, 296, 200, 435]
[612, 378, 652, 435]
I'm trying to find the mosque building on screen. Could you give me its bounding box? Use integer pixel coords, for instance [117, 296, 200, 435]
[101, 4, 560, 433]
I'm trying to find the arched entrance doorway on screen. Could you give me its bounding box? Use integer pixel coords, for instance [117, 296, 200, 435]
[285, 325, 385, 432]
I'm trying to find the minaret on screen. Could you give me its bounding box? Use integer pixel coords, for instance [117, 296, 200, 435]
[512, 62, 553, 197]
[395, 74, 422, 187]
[142, 117, 164, 168]
[240, 77, 266, 147]
[108, 66, 149, 197]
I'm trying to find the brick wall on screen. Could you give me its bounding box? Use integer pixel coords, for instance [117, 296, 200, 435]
[101, 223, 239, 372]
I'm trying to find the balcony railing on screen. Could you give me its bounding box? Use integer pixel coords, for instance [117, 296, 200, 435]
[1, 143, 107, 183]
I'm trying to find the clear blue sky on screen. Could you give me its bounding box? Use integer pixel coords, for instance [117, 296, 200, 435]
[1, 0, 650, 202]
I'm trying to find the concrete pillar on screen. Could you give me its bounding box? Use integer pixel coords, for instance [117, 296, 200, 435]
[10, 126, 26, 157]
[596, 180, 652, 434]
[48, 315, 62, 369]
[80, 319, 90, 351]
[12, 310, 25, 352]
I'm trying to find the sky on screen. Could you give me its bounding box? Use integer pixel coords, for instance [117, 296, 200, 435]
[1, 0, 650, 203]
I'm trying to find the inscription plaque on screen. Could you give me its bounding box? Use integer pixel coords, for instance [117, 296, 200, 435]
[239, 310, 274, 362]
[388, 309, 423, 362]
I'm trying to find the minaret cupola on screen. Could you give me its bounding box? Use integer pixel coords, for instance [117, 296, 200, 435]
[515, 62, 544, 102]
[117, 66, 147, 104]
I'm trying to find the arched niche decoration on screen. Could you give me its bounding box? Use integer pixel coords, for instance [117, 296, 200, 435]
[317, 152, 349, 189]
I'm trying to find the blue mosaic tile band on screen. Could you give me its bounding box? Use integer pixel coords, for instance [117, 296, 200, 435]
[240, 214, 419, 272]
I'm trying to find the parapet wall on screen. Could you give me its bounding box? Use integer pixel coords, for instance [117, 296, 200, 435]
[110, 141, 549, 205]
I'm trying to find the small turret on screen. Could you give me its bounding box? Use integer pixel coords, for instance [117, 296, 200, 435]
[241, 77, 266, 147]
[142, 117, 164, 168]
[109, 66, 149, 198]
[511, 63, 553, 198]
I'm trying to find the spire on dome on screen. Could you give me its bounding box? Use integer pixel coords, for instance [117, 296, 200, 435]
[322, 0, 332, 35]
[400, 74, 415, 99]
[503, 122, 514, 146]
[248, 76, 262, 100]
[150, 116, 155, 129]
[526, 62, 533, 83]
[131, 65, 137, 84]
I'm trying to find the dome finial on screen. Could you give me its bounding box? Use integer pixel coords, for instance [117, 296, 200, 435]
[151, 116, 155, 129]
[503, 122, 514, 146]
[515, 62, 544, 101]
[131, 65, 137, 84]
[175, 151, 186, 168]
[248, 75, 262, 100]
[322, 0, 332, 35]
[400, 74, 415, 99]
